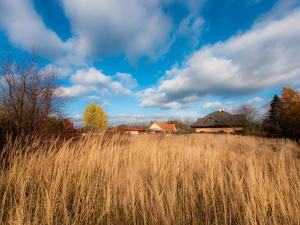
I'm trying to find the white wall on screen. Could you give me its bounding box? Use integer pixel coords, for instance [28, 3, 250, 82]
[148, 123, 164, 131]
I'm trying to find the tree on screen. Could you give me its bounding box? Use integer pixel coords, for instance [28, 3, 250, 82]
[279, 87, 300, 139]
[263, 88, 300, 140]
[236, 104, 261, 134]
[0, 52, 61, 135]
[263, 95, 282, 137]
[83, 104, 107, 132]
[167, 119, 193, 133]
[269, 95, 281, 124]
[236, 104, 259, 123]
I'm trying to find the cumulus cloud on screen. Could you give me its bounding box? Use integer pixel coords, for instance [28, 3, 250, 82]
[255, 0, 300, 24]
[60, 0, 173, 61]
[0, 0, 71, 57]
[140, 9, 300, 109]
[56, 85, 94, 98]
[58, 67, 137, 98]
[0, 0, 211, 63]
[202, 102, 223, 109]
[42, 64, 72, 78]
[0, 0, 174, 62]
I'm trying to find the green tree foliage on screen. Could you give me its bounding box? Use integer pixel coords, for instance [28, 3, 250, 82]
[269, 95, 281, 124]
[263, 87, 300, 140]
[263, 95, 282, 137]
[83, 104, 107, 132]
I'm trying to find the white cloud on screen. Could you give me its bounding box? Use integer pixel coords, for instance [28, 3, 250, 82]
[60, 0, 173, 61]
[177, 12, 204, 47]
[255, 0, 300, 25]
[71, 68, 110, 86]
[140, 9, 300, 109]
[42, 64, 72, 78]
[0, 0, 210, 64]
[71, 113, 83, 125]
[203, 101, 223, 109]
[85, 96, 111, 107]
[246, 97, 264, 105]
[86, 95, 102, 101]
[57, 85, 93, 98]
[0, 0, 71, 57]
[115, 73, 137, 89]
[0, 0, 175, 62]
[58, 67, 137, 98]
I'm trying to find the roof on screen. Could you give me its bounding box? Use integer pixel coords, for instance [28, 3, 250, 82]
[149, 122, 176, 132]
[113, 126, 145, 132]
[191, 111, 246, 128]
[122, 127, 145, 132]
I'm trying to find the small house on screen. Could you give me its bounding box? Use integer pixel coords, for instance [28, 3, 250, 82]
[147, 122, 177, 133]
[112, 125, 146, 135]
[121, 127, 146, 135]
[191, 110, 246, 133]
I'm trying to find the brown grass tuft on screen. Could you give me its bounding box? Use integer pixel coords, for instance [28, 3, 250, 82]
[1, 134, 300, 225]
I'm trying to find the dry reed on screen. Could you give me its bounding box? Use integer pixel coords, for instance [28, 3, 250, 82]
[0, 134, 300, 225]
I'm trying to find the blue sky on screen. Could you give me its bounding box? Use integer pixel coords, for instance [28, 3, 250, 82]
[0, 0, 300, 125]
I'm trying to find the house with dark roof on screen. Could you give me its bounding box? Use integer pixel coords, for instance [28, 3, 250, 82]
[191, 110, 246, 133]
[147, 122, 177, 133]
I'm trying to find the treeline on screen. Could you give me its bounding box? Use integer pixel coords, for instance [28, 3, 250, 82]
[0, 51, 110, 146]
[0, 51, 299, 143]
[263, 87, 300, 140]
[233, 87, 300, 141]
[0, 52, 78, 146]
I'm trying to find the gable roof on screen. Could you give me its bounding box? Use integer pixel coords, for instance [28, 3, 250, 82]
[149, 122, 176, 132]
[191, 111, 246, 128]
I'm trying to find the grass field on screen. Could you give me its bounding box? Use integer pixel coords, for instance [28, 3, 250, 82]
[1, 134, 300, 225]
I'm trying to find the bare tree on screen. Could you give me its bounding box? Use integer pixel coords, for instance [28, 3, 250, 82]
[235, 104, 262, 135]
[236, 104, 259, 123]
[0, 52, 61, 134]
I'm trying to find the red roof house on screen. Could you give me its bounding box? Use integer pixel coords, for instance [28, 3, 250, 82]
[147, 122, 177, 133]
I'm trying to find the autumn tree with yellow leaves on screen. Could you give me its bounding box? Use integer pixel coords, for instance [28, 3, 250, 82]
[263, 87, 300, 140]
[83, 104, 107, 132]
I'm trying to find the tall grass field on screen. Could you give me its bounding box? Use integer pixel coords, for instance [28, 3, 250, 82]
[1, 134, 300, 225]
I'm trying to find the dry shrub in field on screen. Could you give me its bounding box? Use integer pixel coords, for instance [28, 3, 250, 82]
[0, 134, 300, 225]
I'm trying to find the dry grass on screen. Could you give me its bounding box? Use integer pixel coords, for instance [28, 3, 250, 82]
[0, 134, 300, 225]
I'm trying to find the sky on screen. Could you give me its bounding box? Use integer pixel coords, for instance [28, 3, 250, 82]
[0, 0, 300, 125]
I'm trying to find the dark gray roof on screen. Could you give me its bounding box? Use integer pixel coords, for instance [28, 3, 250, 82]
[191, 111, 246, 128]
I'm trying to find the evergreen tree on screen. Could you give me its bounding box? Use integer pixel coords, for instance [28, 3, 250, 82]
[263, 88, 300, 140]
[269, 95, 281, 124]
[263, 95, 282, 137]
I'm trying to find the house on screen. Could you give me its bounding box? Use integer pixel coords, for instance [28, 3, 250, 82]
[191, 110, 246, 133]
[147, 122, 177, 133]
[121, 127, 145, 135]
[112, 125, 146, 135]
